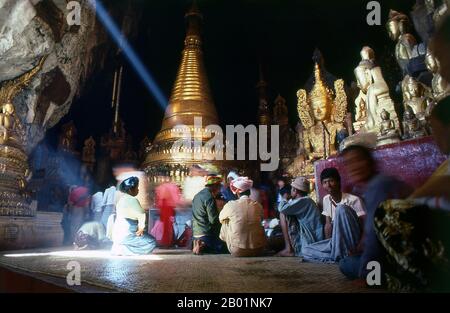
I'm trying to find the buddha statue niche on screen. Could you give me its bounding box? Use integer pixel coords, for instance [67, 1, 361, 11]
[401, 75, 429, 120]
[386, 10, 418, 75]
[353, 46, 401, 143]
[425, 48, 450, 102]
[297, 63, 347, 161]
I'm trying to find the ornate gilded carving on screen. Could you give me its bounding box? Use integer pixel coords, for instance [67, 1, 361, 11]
[0, 57, 45, 146]
[0, 57, 45, 217]
[297, 62, 347, 161]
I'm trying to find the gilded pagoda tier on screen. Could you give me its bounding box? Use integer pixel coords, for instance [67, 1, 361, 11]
[143, 2, 221, 175]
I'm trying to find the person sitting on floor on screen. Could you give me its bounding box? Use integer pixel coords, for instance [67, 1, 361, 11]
[192, 175, 227, 255]
[276, 176, 323, 257]
[301, 167, 365, 262]
[338, 145, 412, 284]
[219, 176, 266, 257]
[74, 220, 111, 250]
[111, 176, 157, 255]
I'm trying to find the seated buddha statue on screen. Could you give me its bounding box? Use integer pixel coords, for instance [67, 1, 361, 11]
[402, 105, 428, 140]
[378, 109, 401, 145]
[297, 62, 347, 161]
[401, 75, 429, 121]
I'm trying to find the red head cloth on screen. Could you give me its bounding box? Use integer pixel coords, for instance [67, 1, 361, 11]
[68, 186, 91, 208]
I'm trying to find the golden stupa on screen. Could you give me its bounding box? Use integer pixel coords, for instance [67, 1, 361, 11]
[142, 2, 222, 182]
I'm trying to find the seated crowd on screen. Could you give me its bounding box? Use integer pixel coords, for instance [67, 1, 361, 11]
[64, 95, 450, 291]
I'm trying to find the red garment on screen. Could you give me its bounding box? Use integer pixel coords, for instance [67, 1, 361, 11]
[155, 183, 181, 247]
[68, 186, 91, 208]
[260, 189, 272, 219]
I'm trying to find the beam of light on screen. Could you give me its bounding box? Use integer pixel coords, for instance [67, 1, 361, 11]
[3, 250, 164, 261]
[88, 0, 168, 110]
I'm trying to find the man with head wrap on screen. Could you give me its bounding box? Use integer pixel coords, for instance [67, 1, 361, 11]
[219, 177, 267, 257]
[62, 186, 91, 245]
[192, 175, 226, 255]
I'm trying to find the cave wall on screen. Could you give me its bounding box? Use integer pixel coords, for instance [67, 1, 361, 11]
[0, 0, 138, 152]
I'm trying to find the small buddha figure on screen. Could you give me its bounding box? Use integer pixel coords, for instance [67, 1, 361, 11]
[401, 75, 428, 120]
[386, 10, 418, 75]
[297, 62, 347, 160]
[353, 46, 400, 135]
[378, 109, 401, 144]
[402, 105, 428, 140]
[425, 48, 450, 101]
[0, 102, 15, 130]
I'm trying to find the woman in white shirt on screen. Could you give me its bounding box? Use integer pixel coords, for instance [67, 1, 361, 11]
[111, 177, 157, 255]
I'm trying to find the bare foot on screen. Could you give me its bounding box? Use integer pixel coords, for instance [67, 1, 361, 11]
[275, 249, 295, 257]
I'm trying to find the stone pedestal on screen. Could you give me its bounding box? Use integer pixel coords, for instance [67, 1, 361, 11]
[0, 212, 63, 251]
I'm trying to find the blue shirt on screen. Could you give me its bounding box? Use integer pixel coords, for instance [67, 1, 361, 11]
[359, 174, 412, 277]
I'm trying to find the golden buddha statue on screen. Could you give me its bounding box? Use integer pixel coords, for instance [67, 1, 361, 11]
[386, 10, 417, 75]
[297, 63, 347, 161]
[353, 46, 400, 140]
[425, 48, 450, 102]
[402, 105, 428, 140]
[378, 109, 401, 145]
[401, 75, 429, 120]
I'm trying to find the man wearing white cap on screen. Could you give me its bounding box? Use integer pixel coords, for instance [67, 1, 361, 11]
[277, 176, 323, 257]
[219, 177, 267, 257]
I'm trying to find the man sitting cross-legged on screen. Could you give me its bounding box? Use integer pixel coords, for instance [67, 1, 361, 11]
[302, 168, 366, 262]
[219, 176, 267, 257]
[192, 175, 227, 255]
[276, 176, 323, 257]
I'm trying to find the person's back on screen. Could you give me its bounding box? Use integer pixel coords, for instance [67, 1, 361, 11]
[219, 196, 266, 251]
[360, 173, 412, 275]
[192, 187, 220, 238]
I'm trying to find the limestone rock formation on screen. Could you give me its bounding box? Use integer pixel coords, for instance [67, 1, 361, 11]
[0, 0, 138, 152]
